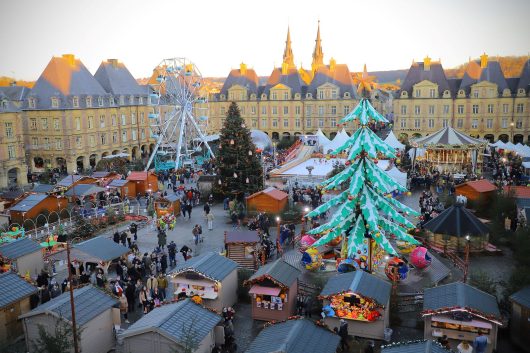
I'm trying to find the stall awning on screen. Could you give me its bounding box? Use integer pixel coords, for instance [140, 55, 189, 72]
[249, 285, 281, 296]
[432, 315, 493, 329]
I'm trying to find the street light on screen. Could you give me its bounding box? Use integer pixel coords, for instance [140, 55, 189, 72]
[463, 234, 471, 283]
[275, 216, 281, 257]
[301, 207, 310, 234]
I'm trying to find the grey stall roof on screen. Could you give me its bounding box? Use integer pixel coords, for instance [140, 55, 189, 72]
[249, 259, 301, 287]
[0, 238, 42, 259]
[74, 236, 129, 262]
[57, 175, 85, 187]
[108, 179, 128, 187]
[0, 272, 38, 308]
[64, 184, 106, 197]
[163, 194, 179, 202]
[510, 286, 530, 308]
[382, 340, 451, 353]
[225, 230, 259, 244]
[423, 282, 501, 320]
[120, 299, 221, 344]
[32, 184, 56, 194]
[9, 194, 48, 212]
[245, 319, 340, 353]
[19, 285, 117, 325]
[320, 271, 391, 306]
[171, 252, 237, 282]
[423, 203, 490, 237]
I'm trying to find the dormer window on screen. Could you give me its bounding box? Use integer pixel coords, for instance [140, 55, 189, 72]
[86, 97, 92, 107]
[28, 98, 36, 108]
[318, 91, 324, 99]
[98, 97, 103, 107]
[473, 90, 479, 98]
[119, 96, 125, 105]
[519, 89, 525, 95]
[344, 92, 350, 98]
[51, 97, 59, 108]
[443, 90, 450, 98]
[261, 94, 267, 100]
[458, 90, 465, 97]
[73, 96, 79, 108]
[294, 93, 300, 99]
[109, 96, 115, 106]
[1, 100, 7, 109]
[129, 95, 134, 105]
[401, 91, 408, 98]
[502, 88, 511, 97]
[139, 96, 143, 105]
[414, 89, 421, 98]
[331, 90, 338, 99]
[306, 93, 312, 99]
[250, 94, 256, 100]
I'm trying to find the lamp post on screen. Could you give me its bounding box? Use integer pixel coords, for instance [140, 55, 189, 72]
[273, 142, 277, 167]
[66, 235, 81, 353]
[301, 206, 310, 234]
[463, 234, 471, 283]
[275, 216, 281, 257]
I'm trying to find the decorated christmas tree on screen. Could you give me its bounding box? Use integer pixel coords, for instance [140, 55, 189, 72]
[306, 97, 420, 261]
[217, 102, 263, 195]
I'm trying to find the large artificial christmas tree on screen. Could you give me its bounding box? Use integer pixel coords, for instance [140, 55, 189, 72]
[217, 102, 263, 195]
[306, 98, 420, 263]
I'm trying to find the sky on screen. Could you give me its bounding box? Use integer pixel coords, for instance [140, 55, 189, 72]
[1, 0, 529, 81]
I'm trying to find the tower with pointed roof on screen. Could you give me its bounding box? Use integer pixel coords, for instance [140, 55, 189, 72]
[282, 27, 296, 71]
[311, 21, 324, 74]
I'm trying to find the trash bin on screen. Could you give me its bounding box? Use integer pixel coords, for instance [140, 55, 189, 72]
[384, 328, 393, 342]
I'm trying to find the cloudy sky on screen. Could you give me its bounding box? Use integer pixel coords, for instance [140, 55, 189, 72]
[1, 0, 529, 80]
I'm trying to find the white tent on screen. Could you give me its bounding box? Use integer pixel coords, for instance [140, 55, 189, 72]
[386, 166, 407, 188]
[324, 129, 350, 154]
[409, 148, 426, 159]
[383, 130, 405, 151]
[314, 129, 331, 146]
[505, 142, 517, 151]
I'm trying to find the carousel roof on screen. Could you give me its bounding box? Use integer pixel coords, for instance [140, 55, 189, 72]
[423, 203, 489, 237]
[411, 126, 487, 148]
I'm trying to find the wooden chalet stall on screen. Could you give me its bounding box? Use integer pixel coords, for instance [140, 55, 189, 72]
[107, 179, 136, 199]
[510, 286, 530, 352]
[160, 194, 180, 216]
[455, 179, 497, 202]
[127, 171, 158, 195]
[246, 187, 288, 214]
[319, 271, 391, 340]
[422, 282, 502, 353]
[56, 175, 97, 190]
[9, 194, 68, 227]
[91, 171, 122, 187]
[224, 230, 260, 270]
[0, 238, 44, 277]
[244, 259, 301, 322]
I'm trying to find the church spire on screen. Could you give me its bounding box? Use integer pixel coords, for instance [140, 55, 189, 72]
[282, 26, 295, 70]
[312, 20, 324, 73]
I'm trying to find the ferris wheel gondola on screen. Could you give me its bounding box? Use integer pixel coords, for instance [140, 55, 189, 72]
[145, 58, 214, 172]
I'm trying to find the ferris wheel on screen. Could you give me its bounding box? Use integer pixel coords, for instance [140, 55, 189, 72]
[145, 58, 214, 172]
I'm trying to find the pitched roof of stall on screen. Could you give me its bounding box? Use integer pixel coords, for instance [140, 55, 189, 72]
[0, 272, 38, 308]
[308, 64, 357, 98]
[28, 55, 108, 109]
[400, 61, 451, 95]
[382, 340, 451, 353]
[74, 236, 129, 262]
[510, 286, 530, 308]
[247, 187, 288, 201]
[248, 259, 300, 287]
[422, 203, 489, 237]
[460, 60, 508, 93]
[263, 67, 305, 96]
[455, 179, 497, 193]
[9, 193, 48, 212]
[0, 238, 42, 259]
[220, 67, 259, 96]
[171, 252, 238, 281]
[94, 59, 147, 96]
[320, 271, 391, 306]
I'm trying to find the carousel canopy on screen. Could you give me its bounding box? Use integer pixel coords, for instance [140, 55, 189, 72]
[383, 130, 405, 150]
[315, 128, 331, 146]
[423, 203, 489, 237]
[411, 126, 487, 149]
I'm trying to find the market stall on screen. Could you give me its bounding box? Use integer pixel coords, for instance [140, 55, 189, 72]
[0, 238, 44, 277]
[410, 126, 488, 173]
[246, 187, 288, 214]
[319, 271, 391, 340]
[224, 230, 260, 270]
[244, 259, 301, 322]
[107, 179, 136, 199]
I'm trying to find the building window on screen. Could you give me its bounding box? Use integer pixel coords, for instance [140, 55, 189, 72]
[98, 97, 103, 107]
[86, 97, 92, 107]
[429, 89, 436, 98]
[271, 92, 277, 100]
[442, 119, 449, 128]
[55, 138, 62, 150]
[272, 106, 278, 115]
[331, 106, 337, 115]
[261, 119, 267, 127]
[487, 104, 494, 114]
[295, 106, 301, 115]
[319, 119, 324, 128]
[331, 118, 337, 127]
[4, 122, 13, 138]
[30, 118, 37, 130]
[112, 132, 118, 144]
[331, 90, 337, 99]
[414, 106, 420, 115]
[7, 145, 16, 159]
[76, 136, 82, 148]
[73, 96, 79, 108]
[414, 89, 420, 98]
[132, 113, 137, 125]
[100, 115, 105, 128]
[251, 106, 256, 115]
[502, 118, 508, 128]
[132, 130, 137, 141]
[283, 106, 288, 115]
[110, 96, 115, 106]
[283, 92, 289, 100]
[122, 130, 127, 142]
[119, 96, 125, 105]
[472, 105, 479, 114]
[88, 116, 94, 129]
[457, 118, 463, 128]
[428, 119, 434, 128]
[306, 106, 312, 117]
[54, 118, 60, 130]
[473, 90, 479, 98]
[89, 135, 95, 146]
[414, 119, 420, 128]
[41, 118, 48, 130]
[319, 91, 324, 100]
[400, 118, 406, 128]
[101, 134, 107, 145]
[295, 119, 301, 128]
[401, 105, 407, 115]
[343, 105, 350, 115]
[516, 120, 523, 129]
[252, 119, 258, 128]
[261, 106, 266, 115]
[486, 119, 493, 129]
[129, 96, 134, 105]
[516, 103, 524, 113]
[141, 129, 145, 140]
[139, 97, 143, 105]
[51, 97, 59, 108]
[471, 119, 478, 129]
[428, 105, 435, 115]
[457, 105, 464, 114]
[318, 106, 324, 116]
[43, 137, 50, 150]
[283, 119, 289, 128]
[503, 104, 509, 114]
[28, 98, 35, 109]
[140, 112, 145, 124]
[75, 117, 81, 130]
[111, 114, 117, 126]
[272, 119, 278, 128]
[306, 118, 312, 128]
[31, 137, 38, 148]
[443, 105, 449, 115]
[121, 114, 127, 125]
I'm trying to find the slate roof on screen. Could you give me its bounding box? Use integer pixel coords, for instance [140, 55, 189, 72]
[400, 61, 451, 95]
[27, 55, 108, 110]
[19, 285, 117, 325]
[108, 179, 129, 187]
[64, 184, 106, 197]
[163, 194, 179, 202]
[247, 187, 288, 201]
[171, 252, 237, 282]
[517, 59, 530, 92]
[245, 319, 340, 353]
[0, 272, 38, 308]
[9, 193, 48, 212]
[94, 59, 147, 96]
[220, 67, 259, 96]
[0, 190, 24, 200]
[225, 230, 260, 244]
[31, 183, 56, 194]
[57, 174, 86, 187]
[307, 64, 357, 98]
[0, 86, 31, 101]
[382, 340, 451, 353]
[510, 286, 530, 308]
[423, 282, 501, 320]
[120, 299, 221, 344]
[320, 271, 391, 306]
[74, 236, 129, 262]
[0, 238, 42, 259]
[263, 67, 306, 96]
[423, 203, 489, 237]
[460, 60, 508, 93]
[249, 259, 300, 287]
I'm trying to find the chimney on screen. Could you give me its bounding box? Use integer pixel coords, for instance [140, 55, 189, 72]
[107, 59, 119, 68]
[424, 56, 431, 71]
[240, 62, 247, 75]
[62, 54, 76, 66]
[480, 53, 488, 68]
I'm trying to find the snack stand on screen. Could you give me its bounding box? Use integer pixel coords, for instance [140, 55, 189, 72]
[224, 230, 260, 270]
[244, 259, 301, 322]
[319, 271, 391, 340]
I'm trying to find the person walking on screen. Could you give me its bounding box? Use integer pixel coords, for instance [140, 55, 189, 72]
[207, 212, 214, 231]
[125, 281, 136, 314]
[113, 231, 120, 244]
[120, 231, 127, 247]
[186, 201, 193, 220]
[473, 332, 489, 353]
[146, 274, 158, 296]
[180, 245, 191, 261]
[139, 286, 149, 314]
[157, 273, 167, 301]
[157, 230, 167, 250]
[168, 241, 177, 266]
[130, 222, 138, 241]
[125, 229, 132, 248]
[119, 293, 130, 323]
[192, 225, 200, 245]
[338, 319, 349, 351]
[457, 341, 473, 353]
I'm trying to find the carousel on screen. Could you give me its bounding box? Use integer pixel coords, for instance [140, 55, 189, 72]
[410, 127, 488, 173]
